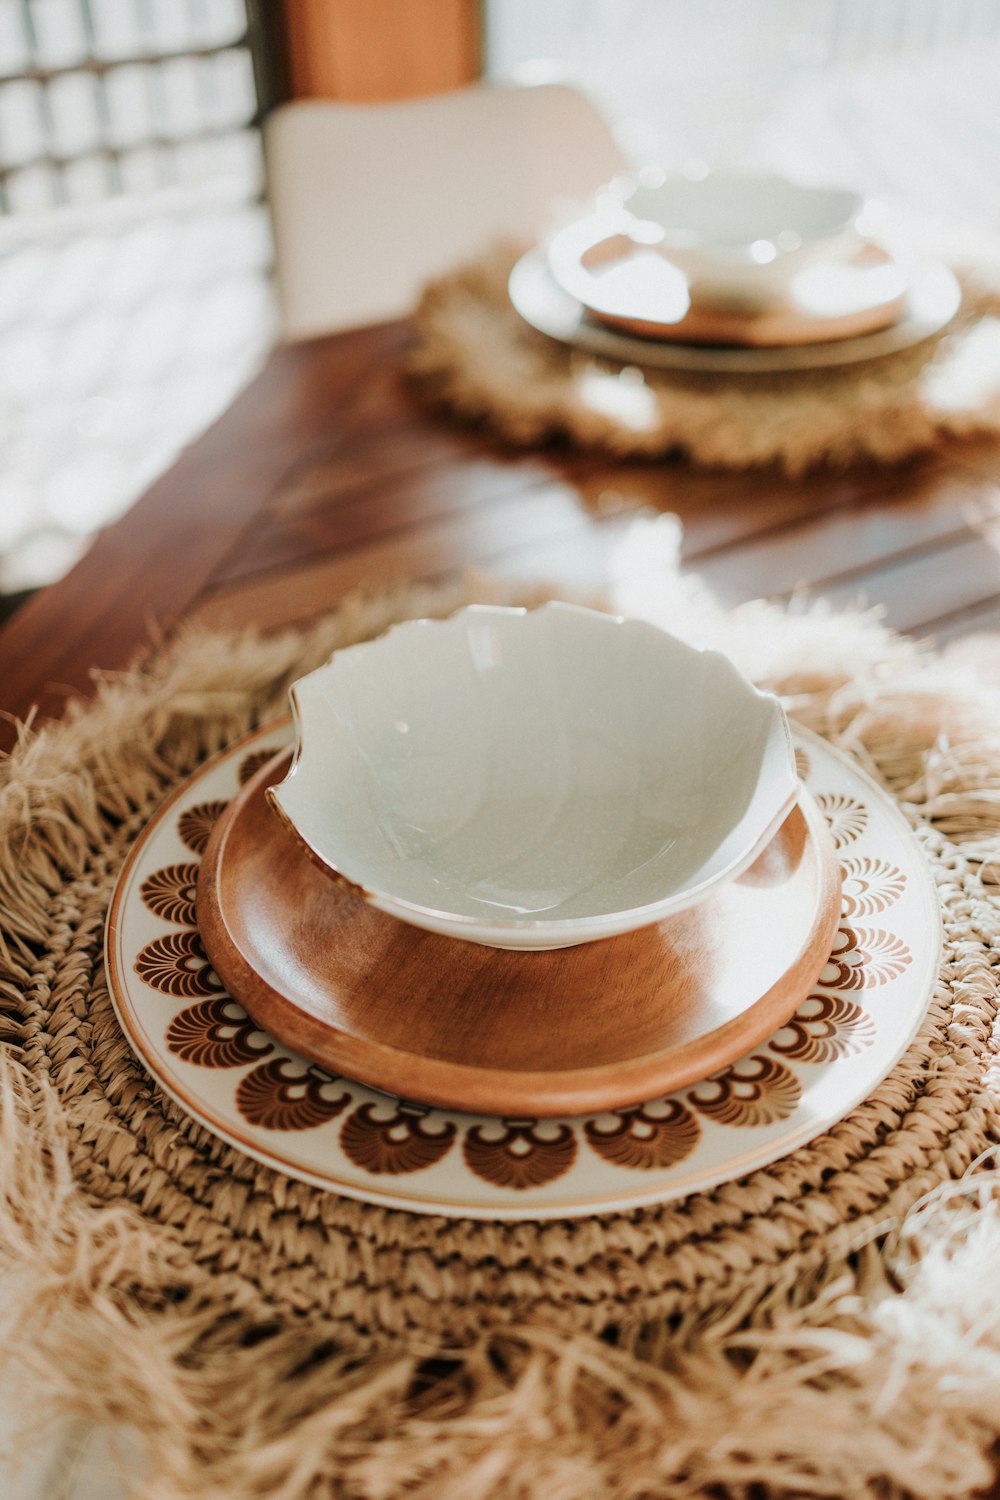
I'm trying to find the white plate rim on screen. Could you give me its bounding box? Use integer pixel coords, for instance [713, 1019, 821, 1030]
[104, 720, 943, 1222]
[508, 247, 962, 374]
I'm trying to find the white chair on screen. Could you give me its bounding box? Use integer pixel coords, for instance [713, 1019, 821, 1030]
[264, 81, 626, 340]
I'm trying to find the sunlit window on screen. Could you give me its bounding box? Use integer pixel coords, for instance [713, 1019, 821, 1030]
[0, 0, 275, 603]
[486, 0, 1000, 231]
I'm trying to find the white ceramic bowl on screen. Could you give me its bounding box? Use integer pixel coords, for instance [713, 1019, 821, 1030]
[268, 604, 798, 950]
[603, 169, 864, 308]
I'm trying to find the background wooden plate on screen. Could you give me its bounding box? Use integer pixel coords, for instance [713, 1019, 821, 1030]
[508, 248, 962, 373]
[575, 235, 907, 346]
[196, 751, 842, 1116]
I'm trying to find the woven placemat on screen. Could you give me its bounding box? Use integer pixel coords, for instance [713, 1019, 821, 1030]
[2, 575, 1000, 1500]
[407, 239, 1000, 473]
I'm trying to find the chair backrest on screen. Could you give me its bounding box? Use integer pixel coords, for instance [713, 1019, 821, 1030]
[264, 82, 626, 340]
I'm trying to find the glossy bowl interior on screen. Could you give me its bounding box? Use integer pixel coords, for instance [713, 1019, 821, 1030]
[622, 171, 861, 250]
[606, 170, 864, 306]
[268, 604, 799, 950]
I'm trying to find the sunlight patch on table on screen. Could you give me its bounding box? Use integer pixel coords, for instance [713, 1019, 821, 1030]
[921, 318, 1000, 414]
[608, 513, 721, 638]
[575, 364, 660, 431]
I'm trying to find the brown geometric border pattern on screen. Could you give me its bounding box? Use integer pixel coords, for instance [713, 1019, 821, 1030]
[6, 580, 992, 1372]
[127, 747, 905, 1194]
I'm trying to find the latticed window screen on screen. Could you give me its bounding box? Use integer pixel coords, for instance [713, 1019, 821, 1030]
[0, 0, 261, 211]
[0, 0, 276, 601]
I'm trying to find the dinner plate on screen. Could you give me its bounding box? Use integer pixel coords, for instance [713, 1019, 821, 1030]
[548, 222, 908, 347]
[509, 246, 962, 373]
[196, 745, 839, 1115]
[104, 718, 941, 1220]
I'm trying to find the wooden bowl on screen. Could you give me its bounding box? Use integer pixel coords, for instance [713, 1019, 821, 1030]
[196, 750, 842, 1117]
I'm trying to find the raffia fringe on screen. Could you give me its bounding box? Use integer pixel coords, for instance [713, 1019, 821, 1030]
[2, 575, 1000, 1498]
[406, 237, 1000, 474]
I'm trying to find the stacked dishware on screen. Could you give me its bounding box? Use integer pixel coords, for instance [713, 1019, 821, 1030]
[509, 168, 960, 373]
[107, 603, 941, 1219]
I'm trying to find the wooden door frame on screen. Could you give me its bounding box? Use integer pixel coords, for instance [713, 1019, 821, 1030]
[251, 0, 482, 107]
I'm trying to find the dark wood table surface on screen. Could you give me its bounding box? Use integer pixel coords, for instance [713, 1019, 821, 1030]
[4, 317, 1000, 751]
[5, 316, 1000, 1500]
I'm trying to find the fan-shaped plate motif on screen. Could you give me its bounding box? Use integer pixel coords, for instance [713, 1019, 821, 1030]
[105, 720, 941, 1220]
[196, 747, 839, 1115]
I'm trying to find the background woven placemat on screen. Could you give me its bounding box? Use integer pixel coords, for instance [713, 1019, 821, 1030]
[2, 576, 1000, 1500]
[406, 239, 1000, 473]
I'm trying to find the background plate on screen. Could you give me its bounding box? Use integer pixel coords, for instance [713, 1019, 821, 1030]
[105, 721, 941, 1221]
[509, 247, 961, 373]
[548, 222, 907, 347]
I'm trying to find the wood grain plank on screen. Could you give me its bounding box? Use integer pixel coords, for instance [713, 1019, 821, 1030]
[271, 439, 940, 572]
[694, 468, 1000, 606]
[567, 456, 944, 562]
[266, 424, 486, 519]
[803, 532, 1000, 634]
[211, 456, 598, 587]
[921, 595, 1000, 647]
[0, 324, 406, 741]
[485, 511, 658, 598]
[7, 317, 1000, 754]
[210, 437, 949, 600]
[188, 485, 599, 633]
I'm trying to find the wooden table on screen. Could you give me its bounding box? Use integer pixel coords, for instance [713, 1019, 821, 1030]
[3, 316, 1000, 1500]
[4, 317, 1000, 749]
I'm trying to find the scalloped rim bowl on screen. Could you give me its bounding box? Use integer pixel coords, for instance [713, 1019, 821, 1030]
[583, 169, 866, 307]
[267, 604, 799, 950]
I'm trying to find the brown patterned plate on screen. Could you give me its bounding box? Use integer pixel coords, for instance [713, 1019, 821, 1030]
[509, 248, 962, 373]
[106, 719, 942, 1220]
[557, 231, 908, 347]
[195, 749, 842, 1117]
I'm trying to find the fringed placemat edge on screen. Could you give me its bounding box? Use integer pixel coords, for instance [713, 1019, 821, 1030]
[405, 237, 1000, 475]
[3, 576, 1000, 1499]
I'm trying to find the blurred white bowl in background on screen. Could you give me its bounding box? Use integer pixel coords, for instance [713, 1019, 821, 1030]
[597, 169, 865, 308]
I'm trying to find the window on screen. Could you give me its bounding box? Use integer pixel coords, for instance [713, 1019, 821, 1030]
[486, 0, 1000, 231]
[0, 0, 275, 599]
